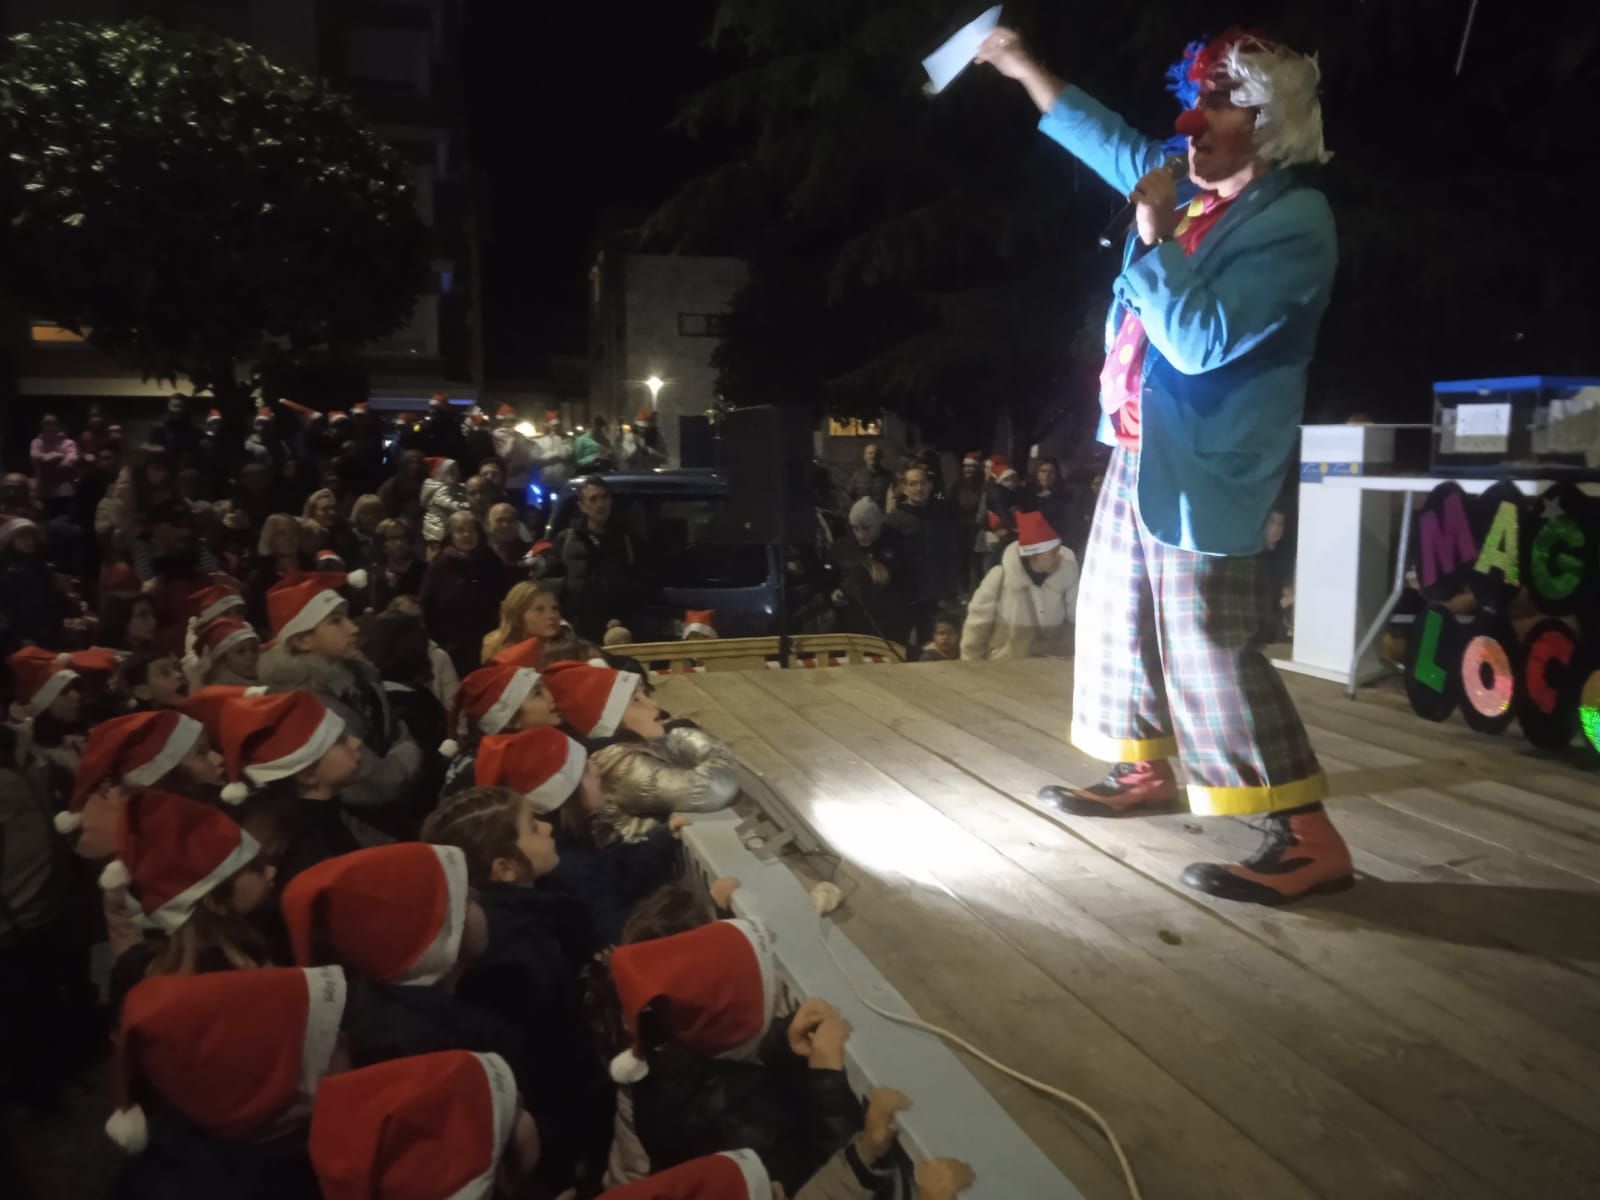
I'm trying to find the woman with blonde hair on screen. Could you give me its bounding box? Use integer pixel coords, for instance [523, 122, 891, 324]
[246, 512, 313, 626]
[481, 579, 564, 664]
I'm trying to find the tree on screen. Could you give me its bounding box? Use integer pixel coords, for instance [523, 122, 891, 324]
[0, 19, 426, 412]
[649, 0, 1600, 450]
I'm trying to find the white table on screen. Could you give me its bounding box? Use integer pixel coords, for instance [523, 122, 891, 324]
[1299, 470, 1574, 694]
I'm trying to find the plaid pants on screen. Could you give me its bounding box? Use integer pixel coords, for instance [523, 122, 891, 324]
[1070, 448, 1325, 815]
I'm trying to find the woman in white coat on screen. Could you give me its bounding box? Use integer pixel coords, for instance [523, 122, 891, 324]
[961, 509, 1078, 660]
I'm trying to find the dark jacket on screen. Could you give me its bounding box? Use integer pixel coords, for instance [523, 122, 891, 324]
[550, 823, 680, 948]
[632, 1018, 862, 1195]
[340, 974, 523, 1074]
[884, 497, 961, 609]
[109, 1110, 318, 1200]
[845, 463, 893, 506]
[459, 884, 607, 1189]
[420, 546, 514, 677]
[368, 558, 426, 613]
[0, 551, 67, 654]
[828, 527, 912, 645]
[556, 522, 647, 643]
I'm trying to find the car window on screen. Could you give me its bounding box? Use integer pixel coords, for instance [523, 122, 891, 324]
[554, 488, 769, 588]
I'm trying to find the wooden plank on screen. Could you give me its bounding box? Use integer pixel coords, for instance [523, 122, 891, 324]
[729, 671, 1508, 1200]
[791, 665, 1600, 1195]
[671, 675, 1320, 1200]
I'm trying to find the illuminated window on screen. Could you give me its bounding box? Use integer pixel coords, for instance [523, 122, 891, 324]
[30, 322, 87, 344]
[828, 417, 883, 437]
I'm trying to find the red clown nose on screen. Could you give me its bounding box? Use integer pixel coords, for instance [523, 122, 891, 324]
[1175, 108, 1209, 138]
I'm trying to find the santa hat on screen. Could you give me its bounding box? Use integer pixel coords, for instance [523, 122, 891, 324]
[0, 515, 40, 550]
[352, 401, 371, 416]
[205, 408, 222, 425]
[178, 683, 269, 732]
[988, 455, 1018, 483]
[425, 456, 458, 482]
[8, 646, 119, 717]
[188, 582, 245, 627]
[1015, 509, 1062, 557]
[542, 661, 636, 739]
[473, 727, 587, 814]
[105, 966, 347, 1153]
[441, 665, 542, 756]
[545, 408, 562, 423]
[309, 1051, 518, 1200]
[489, 636, 543, 670]
[328, 410, 350, 425]
[67, 710, 203, 818]
[214, 691, 346, 804]
[683, 609, 717, 639]
[278, 398, 318, 427]
[253, 406, 273, 427]
[602, 1153, 774, 1200]
[496, 404, 516, 419]
[281, 843, 470, 986]
[101, 561, 141, 599]
[608, 920, 777, 1083]
[265, 572, 348, 644]
[430, 392, 450, 407]
[634, 407, 653, 424]
[96, 790, 261, 929]
[962, 451, 984, 467]
[196, 617, 259, 662]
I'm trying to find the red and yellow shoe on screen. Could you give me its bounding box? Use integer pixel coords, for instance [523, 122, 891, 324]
[1038, 760, 1182, 818]
[1181, 804, 1354, 905]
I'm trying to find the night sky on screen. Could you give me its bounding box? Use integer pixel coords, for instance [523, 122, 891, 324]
[462, 2, 728, 378]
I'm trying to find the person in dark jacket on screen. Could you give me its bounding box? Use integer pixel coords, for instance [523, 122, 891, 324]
[600, 920, 862, 1195]
[0, 517, 71, 656]
[844, 442, 894, 506]
[420, 511, 516, 678]
[422, 785, 610, 1194]
[556, 477, 648, 643]
[884, 461, 962, 655]
[368, 518, 426, 613]
[1024, 456, 1075, 547]
[827, 499, 912, 647]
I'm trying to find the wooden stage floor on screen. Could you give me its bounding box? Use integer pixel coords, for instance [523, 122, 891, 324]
[656, 657, 1600, 1200]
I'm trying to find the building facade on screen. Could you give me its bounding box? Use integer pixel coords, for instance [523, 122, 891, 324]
[588, 248, 747, 466]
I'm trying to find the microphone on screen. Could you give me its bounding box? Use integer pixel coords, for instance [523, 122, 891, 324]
[1097, 154, 1188, 249]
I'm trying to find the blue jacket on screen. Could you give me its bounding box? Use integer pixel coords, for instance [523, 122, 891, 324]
[1039, 87, 1337, 555]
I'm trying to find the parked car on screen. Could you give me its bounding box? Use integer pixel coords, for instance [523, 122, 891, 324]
[546, 470, 784, 640]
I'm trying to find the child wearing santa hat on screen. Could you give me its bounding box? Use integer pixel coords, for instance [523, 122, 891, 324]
[104, 965, 347, 1186]
[309, 1051, 538, 1200]
[101, 791, 278, 1002]
[5, 645, 120, 796]
[60, 707, 222, 849]
[188, 687, 368, 884]
[472, 725, 682, 948]
[436, 662, 560, 798]
[256, 572, 422, 816]
[195, 616, 261, 686]
[544, 660, 667, 750]
[420, 457, 470, 545]
[587, 729, 739, 850]
[422, 784, 609, 1192]
[595, 920, 861, 1193]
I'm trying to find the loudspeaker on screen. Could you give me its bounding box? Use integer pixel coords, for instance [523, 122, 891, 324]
[677, 414, 717, 469]
[722, 405, 815, 544]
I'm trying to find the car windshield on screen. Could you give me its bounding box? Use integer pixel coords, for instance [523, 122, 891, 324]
[557, 490, 769, 588]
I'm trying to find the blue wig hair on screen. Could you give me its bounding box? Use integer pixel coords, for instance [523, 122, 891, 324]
[1165, 39, 1208, 110]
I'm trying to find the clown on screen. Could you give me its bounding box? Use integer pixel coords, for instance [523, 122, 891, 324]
[977, 28, 1346, 904]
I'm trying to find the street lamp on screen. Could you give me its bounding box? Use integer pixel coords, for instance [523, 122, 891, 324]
[645, 375, 664, 407]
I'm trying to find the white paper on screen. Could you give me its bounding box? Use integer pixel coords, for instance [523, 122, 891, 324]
[1454, 401, 1511, 454]
[922, 6, 1002, 94]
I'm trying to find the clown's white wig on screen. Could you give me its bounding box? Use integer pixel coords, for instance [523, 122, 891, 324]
[1224, 38, 1332, 166]
[1170, 32, 1332, 167]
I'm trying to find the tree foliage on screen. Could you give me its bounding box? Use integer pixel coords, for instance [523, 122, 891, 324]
[0, 19, 426, 405]
[648, 0, 1600, 450]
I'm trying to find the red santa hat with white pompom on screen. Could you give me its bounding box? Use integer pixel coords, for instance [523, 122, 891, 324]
[105, 965, 347, 1154]
[607, 919, 777, 1084]
[440, 664, 542, 757]
[473, 726, 587, 814]
[211, 690, 346, 804]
